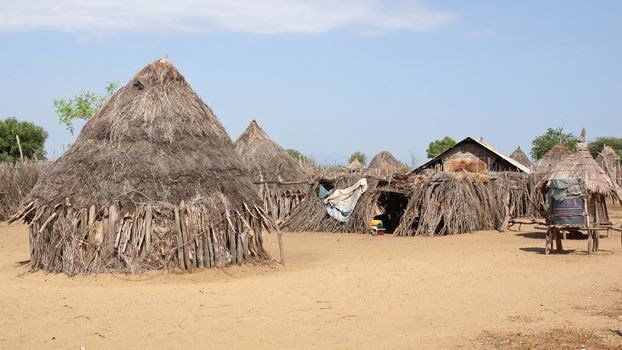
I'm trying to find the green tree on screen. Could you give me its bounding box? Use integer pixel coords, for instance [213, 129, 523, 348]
[349, 151, 367, 165]
[426, 136, 456, 159]
[588, 137, 622, 164]
[53, 81, 119, 134]
[0, 117, 48, 162]
[530, 128, 577, 160]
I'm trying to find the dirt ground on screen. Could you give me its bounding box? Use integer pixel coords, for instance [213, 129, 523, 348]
[1, 211, 622, 349]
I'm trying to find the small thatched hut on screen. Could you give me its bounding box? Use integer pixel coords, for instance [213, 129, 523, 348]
[368, 151, 406, 177]
[534, 142, 572, 182]
[9, 58, 276, 275]
[539, 129, 619, 225]
[234, 120, 309, 221]
[509, 146, 532, 169]
[0, 162, 46, 221]
[596, 145, 621, 188]
[347, 159, 364, 172]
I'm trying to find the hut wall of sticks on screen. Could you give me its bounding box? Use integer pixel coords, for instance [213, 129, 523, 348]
[0, 162, 46, 221]
[9, 58, 277, 275]
[234, 120, 309, 222]
[393, 172, 537, 236]
[538, 129, 620, 226]
[283, 171, 537, 236]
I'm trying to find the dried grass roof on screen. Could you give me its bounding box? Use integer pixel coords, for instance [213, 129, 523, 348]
[368, 151, 405, 174]
[347, 159, 364, 171]
[234, 120, 308, 183]
[27, 58, 263, 212]
[534, 142, 572, 180]
[542, 130, 618, 199]
[509, 146, 532, 169]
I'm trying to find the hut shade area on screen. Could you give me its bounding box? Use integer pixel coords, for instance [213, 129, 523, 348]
[368, 151, 406, 177]
[509, 146, 532, 169]
[412, 137, 531, 174]
[234, 120, 309, 221]
[539, 129, 619, 225]
[9, 58, 276, 275]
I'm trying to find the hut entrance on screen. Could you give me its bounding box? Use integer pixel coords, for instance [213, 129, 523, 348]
[374, 191, 408, 233]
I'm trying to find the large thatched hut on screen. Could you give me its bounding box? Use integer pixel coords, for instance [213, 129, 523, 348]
[9, 58, 276, 275]
[539, 129, 619, 225]
[534, 142, 572, 182]
[234, 120, 309, 221]
[368, 151, 406, 177]
[509, 146, 532, 169]
[596, 145, 621, 188]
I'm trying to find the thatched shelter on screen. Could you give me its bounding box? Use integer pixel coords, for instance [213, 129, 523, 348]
[596, 145, 621, 188]
[539, 129, 619, 225]
[234, 120, 309, 221]
[347, 159, 364, 172]
[368, 151, 406, 177]
[283, 171, 535, 236]
[509, 146, 532, 169]
[0, 162, 46, 221]
[534, 142, 572, 182]
[9, 58, 276, 275]
[394, 172, 536, 236]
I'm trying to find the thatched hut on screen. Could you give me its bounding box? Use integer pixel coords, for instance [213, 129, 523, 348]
[596, 145, 621, 188]
[234, 120, 309, 221]
[9, 58, 276, 275]
[0, 162, 46, 221]
[368, 151, 406, 177]
[347, 159, 364, 172]
[509, 146, 532, 169]
[534, 142, 571, 182]
[539, 129, 619, 225]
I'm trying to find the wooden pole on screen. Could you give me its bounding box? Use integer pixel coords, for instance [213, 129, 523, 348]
[15, 135, 24, 162]
[276, 225, 286, 266]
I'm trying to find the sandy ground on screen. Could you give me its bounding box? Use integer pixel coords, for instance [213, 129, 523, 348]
[1, 212, 622, 349]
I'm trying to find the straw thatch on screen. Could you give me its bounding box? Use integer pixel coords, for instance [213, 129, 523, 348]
[234, 120, 309, 221]
[394, 172, 536, 236]
[509, 146, 532, 169]
[281, 174, 383, 233]
[9, 58, 276, 275]
[534, 142, 571, 182]
[368, 151, 406, 177]
[541, 130, 618, 200]
[347, 159, 364, 171]
[0, 162, 46, 221]
[596, 145, 621, 187]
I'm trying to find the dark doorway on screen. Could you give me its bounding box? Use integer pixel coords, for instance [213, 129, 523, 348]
[374, 191, 409, 233]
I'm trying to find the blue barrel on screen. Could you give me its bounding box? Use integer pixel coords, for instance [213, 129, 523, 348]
[550, 196, 585, 225]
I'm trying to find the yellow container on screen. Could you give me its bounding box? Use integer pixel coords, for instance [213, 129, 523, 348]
[371, 219, 382, 226]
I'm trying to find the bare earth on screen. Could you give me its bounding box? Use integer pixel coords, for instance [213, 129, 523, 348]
[1, 212, 621, 349]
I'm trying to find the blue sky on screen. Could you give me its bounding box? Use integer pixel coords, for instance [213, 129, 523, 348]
[0, 0, 620, 165]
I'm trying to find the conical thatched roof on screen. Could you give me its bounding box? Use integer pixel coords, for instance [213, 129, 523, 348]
[368, 151, 406, 175]
[596, 145, 621, 187]
[535, 142, 572, 180]
[347, 159, 364, 171]
[234, 120, 307, 183]
[12, 58, 274, 274]
[509, 146, 532, 169]
[542, 129, 618, 199]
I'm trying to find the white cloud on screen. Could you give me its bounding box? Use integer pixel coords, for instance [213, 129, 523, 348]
[0, 0, 453, 34]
